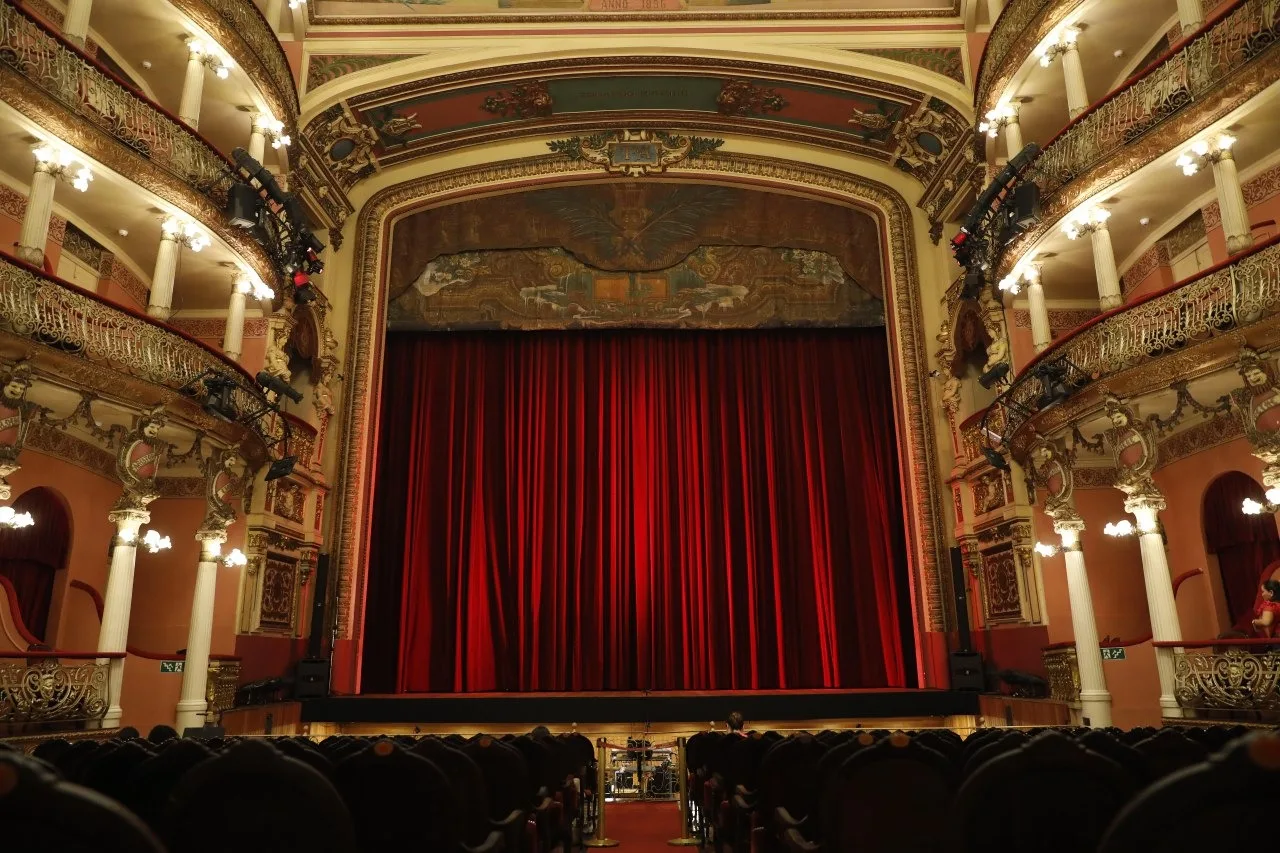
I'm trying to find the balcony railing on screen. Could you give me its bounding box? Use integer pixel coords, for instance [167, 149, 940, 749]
[0, 253, 283, 447]
[975, 0, 1071, 117]
[994, 235, 1280, 448]
[1157, 638, 1280, 715]
[1042, 644, 1082, 704]
[1034, 0, 1279, 202]
[0, 1, 237, 205]
[0, 651, 121, 727]
[171, 0, 298, 121]
[206, 657, 241, 721]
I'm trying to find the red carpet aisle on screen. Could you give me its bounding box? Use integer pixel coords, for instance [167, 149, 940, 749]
[603, 801, 686, 852]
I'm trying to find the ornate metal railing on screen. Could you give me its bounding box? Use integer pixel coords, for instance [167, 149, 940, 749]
[0, 1, 237, 205]
[993, 235, 1280, 448]
[1034, 0, 1280, 200]
[0, 653, 116, 725]
[205, 658, 241, 722]
[171, 0, 298, 121]
[1042, 644, 1081, 704]
[1160, 639, 1280, 713]
[0, 254, 284, 446]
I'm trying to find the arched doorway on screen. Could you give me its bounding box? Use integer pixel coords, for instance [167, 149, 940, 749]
[0, 487, 72, 640]
[1203, 472, 1280, 628]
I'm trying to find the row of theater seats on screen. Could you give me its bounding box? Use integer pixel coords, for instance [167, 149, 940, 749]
[686, 724, 1278, 853]
[0, 729, 596, 853]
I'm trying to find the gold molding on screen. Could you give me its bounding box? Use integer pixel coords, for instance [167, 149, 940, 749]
[329, 151, 950, 651]
[974, 0, 1085, 119]
[169, 0, 299, 121]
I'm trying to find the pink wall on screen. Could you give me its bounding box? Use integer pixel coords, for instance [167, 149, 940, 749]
[1008, 319, 1037, 374]
[1102, 642, 1163, 729]
[1069, 487, 1150, 641]
[1124, 262, 1177, 305]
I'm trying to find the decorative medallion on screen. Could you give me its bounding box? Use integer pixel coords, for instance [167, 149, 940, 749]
[716, 79, 788, 117]
[547, 129, 723, 176]
[482, 81, 554, 118]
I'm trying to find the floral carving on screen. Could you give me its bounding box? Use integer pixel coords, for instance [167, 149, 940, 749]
[482, 81, 553, 118]
[716, 79, 788, 117]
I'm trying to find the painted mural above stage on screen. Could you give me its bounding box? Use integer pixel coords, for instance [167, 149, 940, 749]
[315, 0, 956, 19]
[388, 183, 884, 301]
[304, 62, 970, 193]
[387, 245, 883, 330]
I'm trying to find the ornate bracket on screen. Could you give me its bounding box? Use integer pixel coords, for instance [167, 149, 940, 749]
[547, 130, 724, 177]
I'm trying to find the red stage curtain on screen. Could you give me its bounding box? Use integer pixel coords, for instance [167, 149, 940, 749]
[364, 329, 915, 693]
[0, 487, 71, 640]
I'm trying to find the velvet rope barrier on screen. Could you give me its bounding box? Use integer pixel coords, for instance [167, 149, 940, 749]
[668, 736, 700, 847]
[585, 737, 620, 848]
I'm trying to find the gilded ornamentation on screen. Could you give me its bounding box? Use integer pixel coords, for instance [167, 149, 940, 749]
[156, 477, 205, 499]
[976, 0, 1083, 120]
[307, 1, 959, 24]
[979, 547, 1023, 622]
[0, 3, 277, 288]
[0, 361, 36, 501]
[205, 659, 240, 722]
[0, 657, 109, 724]
[332, 151, 948, 639]
[308, 104, 384, 191]
[27, 420, 114, 480]
[547, 129, 724, 177]
[268, 478, 305, 525]
[483, 81, 554, 118]
[847, 47, 966, 84]
[289, 137, 355, 251]
[1231, 346, 1280, 480]
[306, 54, 417, 90]
[1027, 434, 1076, 521]
[0, 182, 24, 218]
[260, 555, 298, 631]
[971, 471, 1008, 515]
[1159, 413, 1243, 467]
[113, 405, 167, 511]
[998, 0, 1280, 279]
[1074, 467, 1116, 490]
[1174, 649, 1280, 712]
[1011, 308, 1100, 331]
[715, 79, 788, 117]
[1103, 395, 1161, 502]
[201, 447, 242, 533]
[1042, 645, 1082, 703]
[1123, 244, 1171, 295]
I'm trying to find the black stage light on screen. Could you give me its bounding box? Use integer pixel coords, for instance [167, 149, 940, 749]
[265, 455, 297, 482]
[962, 266, 985, 299]
[1033, 361, 1073, 410]
[1013, 182, 1042, 229]
[257, 370, 303, 404]
[982, 447, 1011, 471]
[201, 374, 240, 422]
[978, 363, 1011, 390]
[227, 183, 262, 229]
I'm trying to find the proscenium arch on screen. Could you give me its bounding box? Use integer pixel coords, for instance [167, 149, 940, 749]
[326, 152, 949, 691]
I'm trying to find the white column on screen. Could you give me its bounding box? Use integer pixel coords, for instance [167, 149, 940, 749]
[1003, 112, 1024, 158]
[147, 229, 181, 320]
[1176, 0, 1203, 34]
[98, 509, 149, 728]
[1211, 150, 1254, 255]
[1026, 278, 1052, 352]
[16, 165, 59, 268]
[1055, 519, 1112, 728]
[1126, 496, 1184, 719]
[1089, 221, 1123, 310]
[175, 531, 226, 731]
[248, 116, 268, 163]
[62, 0, 93, 48]
[986, 0, 1003, 24]
[265, 0, 286, 31]
[1061, 43, 1089, 119]
[179, 45, 207, 129]
[223, 280, 249, 361]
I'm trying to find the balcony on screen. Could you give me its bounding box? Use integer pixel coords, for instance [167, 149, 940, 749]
[994, 234, 1280, 453]
[1158, 638, 1280, 719]
[0, 651, 120, 732]
[0, 0, 276, 289]
[976, 0, 1083, 120]
[0, 252, 283, 457]
[1001, 0, 1280, 273]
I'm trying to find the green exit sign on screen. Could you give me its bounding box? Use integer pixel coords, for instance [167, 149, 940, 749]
[1100, 647, 1126, 661]
[160, 660, 185, 673]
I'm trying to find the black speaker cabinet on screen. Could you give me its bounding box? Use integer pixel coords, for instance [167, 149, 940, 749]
[294, 658, 330, 699]
[950, 651, 986, 691]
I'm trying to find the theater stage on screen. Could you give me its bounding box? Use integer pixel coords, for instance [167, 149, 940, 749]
[298, 688, 979, 727]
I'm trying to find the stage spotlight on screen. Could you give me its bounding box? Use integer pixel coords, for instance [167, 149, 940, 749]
[257, 370, 303, 403]
[291, 269, 317, 304]
[227, 183, 262, 229]
[1032, 360, 1074, 410]
[961, 266, 985, 299]
[978, 363, 1011, 389]
[265, 455, 297, 482]
[201, 374, 240, 422]
[982, 447, 1011, 471]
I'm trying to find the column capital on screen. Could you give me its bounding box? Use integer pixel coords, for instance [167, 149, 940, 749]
[1124, 492, 1167, 518]
[196, 527, 229, 545]
[108, 508, 150, 539]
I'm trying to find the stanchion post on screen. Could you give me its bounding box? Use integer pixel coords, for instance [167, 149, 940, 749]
[585, 737, 620, 848]
[668, 736, 700, 846]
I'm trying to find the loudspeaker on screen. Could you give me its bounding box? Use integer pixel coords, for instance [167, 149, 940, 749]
[949, 651, 986, 691]
[1013, 182, 1041, 228]
[294, 657, 330, 699]
[226, 182, 261, 229]
[182, 725, 225, 739]
[306, 553, 330, 659]
[949, 547, 986, 691]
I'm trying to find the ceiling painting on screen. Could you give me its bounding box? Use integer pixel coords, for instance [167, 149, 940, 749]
[305, 54, 419, 90]
[387, 245, 883, 331]
[847, 47, 965, 84]
[312, 0, 958, 23]
[388, 183, 885, 307]
[304, 60, 970, 194]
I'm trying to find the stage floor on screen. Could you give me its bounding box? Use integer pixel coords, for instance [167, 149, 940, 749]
[301, 688, 979, 725]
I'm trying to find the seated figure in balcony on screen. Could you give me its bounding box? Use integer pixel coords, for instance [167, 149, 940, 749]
[1251, 579, 1280, 638]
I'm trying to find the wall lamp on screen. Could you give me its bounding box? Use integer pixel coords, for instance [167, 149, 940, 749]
[1034, 542, 1059, 557]
[1176, 134, 1235, 176]
[1036, 27, 1080, 67]
[0, 506, 35, 528]
[33, 143, 93, 192]
[187, 38, 232, 79]
[235, 275, 274, 301]
[979, 104, 1018, 139]
[998, 263, 1040, 296]
[162, 216, 211, 252]
[1242, 487, 1280, 515]
[223, 548, 247, 567]
[1061, 204, 1110, 240]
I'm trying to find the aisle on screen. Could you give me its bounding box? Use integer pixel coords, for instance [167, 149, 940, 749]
[601, 800, 686, 852]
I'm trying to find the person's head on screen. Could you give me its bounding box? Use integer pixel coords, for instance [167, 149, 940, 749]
[727, 711, 745, 733]
[1262, 579, 1280, 601]
[530, 725, 551, 739]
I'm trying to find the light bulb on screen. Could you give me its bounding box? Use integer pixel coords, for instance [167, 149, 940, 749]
[0, 507, 14, 523]
[187, 39, 205, 57]
[1244, 498, 1265, 515]
[14, 512, 33, 528]
[253, 283, 275, 300]
[1034, 542, 1058, 557]
[1191, 140, 1210, 157]
[1062, 27, 1080, 43]
[1266, 487, 1280, 504]
[32, 144, 55, 164]
[997, 275, 1020, 294]
[1091, 207, 1111, 224]
[214, 64, 230, 80]
[224, 548, 248, 567]
[234, 277, 253, 294]
[1216, 134, 1236, 151]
